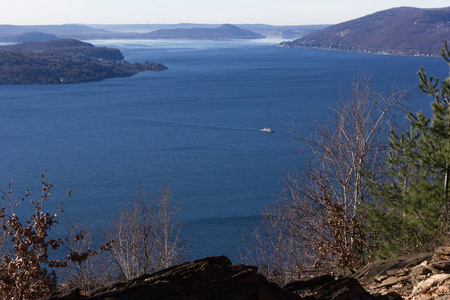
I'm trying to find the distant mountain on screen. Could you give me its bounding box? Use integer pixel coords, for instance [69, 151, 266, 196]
[14, 32, 59, 42]
[236, 24, 329, 38]
[91, 23, 329, 39]
[0, 39, 124, 61]
[278, 7, 450, 56]
[143, 24, 264, 40]
[0, 24, 109, 40]
[0, 23, 327, 41]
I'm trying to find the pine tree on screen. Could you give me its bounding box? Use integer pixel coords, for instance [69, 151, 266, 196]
[366, 41, 450, 258]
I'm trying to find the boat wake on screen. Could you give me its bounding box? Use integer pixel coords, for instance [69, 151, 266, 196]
[110, 114, 273, 133]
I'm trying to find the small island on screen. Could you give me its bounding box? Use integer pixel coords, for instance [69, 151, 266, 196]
[0, 39, 167, 84]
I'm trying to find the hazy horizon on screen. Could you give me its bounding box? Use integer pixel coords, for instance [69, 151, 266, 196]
[1, 1, 449, 27]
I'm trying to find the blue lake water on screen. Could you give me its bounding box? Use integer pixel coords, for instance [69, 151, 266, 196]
[0, 39, 447, 261]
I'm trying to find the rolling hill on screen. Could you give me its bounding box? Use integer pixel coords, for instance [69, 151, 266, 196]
[0, 24, 109, 41]
[0, 24, 327, 41]
[143, 24, 264, 40]
[0, 39, 124, 60]
[278, 6, 450, 56]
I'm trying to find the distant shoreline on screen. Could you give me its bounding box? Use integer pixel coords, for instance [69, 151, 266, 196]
[276, 42, 440, 57]
[0, 24, 329, 42]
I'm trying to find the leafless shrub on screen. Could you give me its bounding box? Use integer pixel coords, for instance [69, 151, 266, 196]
[241, 75, 408, 285]
[59, 220, 106, 295]
[103, 184, 184, 281]
[0, 177, 183, 297]
[0, 173, 93, 299]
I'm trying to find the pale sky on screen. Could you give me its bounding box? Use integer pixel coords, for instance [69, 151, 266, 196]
[0, 0, 449, 26]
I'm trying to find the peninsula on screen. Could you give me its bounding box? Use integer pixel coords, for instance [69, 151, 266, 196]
[0, 39, 167, 84]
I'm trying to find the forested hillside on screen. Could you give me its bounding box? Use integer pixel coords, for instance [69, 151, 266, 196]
[279, 6, 450, 56]
[0, 39, 167, 84]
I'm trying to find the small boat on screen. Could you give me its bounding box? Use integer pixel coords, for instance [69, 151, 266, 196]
[260, 128, 274, 133]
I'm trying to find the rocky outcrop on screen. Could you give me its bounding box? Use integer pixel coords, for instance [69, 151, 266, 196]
[46, 248, 450, 300]
[47, 256, 297, 300]
[284, 275, 400, 299]
[356, 247, 450, 299]
[46, 255, 400, 300]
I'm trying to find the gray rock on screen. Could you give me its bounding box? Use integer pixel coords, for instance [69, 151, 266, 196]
[46, 256, 299, 300]
[355, 252, 433, 283]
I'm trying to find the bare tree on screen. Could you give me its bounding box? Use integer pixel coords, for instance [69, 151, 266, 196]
[241, 75, 408, 284]
[155, 185, 183, 269]
[103, 185, 184, 281]
[59, 220, 106, 295]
